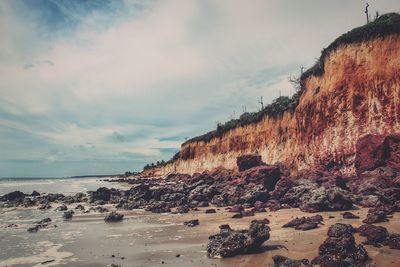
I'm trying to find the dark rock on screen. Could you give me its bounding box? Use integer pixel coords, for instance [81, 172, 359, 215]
[183, 219, 199, 227]
[145, 202, 171, 213]
[228, 205, 244, 213]
[362, 207, 391, 224]
[232, 213, 243, 219]
[272, 255, 312, 267]
[282, 215, 323, 231]
[327, 223, 355, 238]
[236, 154, 265, 172]
[104, 211, 124, 222]
[176, 205, 190, 214]
[38, 202, 52, 210]
[55, 204, 68, 211]
[240, 165, 281, 191]
[205, 209, 216, 214]
[312, 223, 369, 267]
[294, 222, 318, 231]
[31, 190, 40, 196]
[75, 204, 85, 210]
[299, 186, 353, 212]
[357, 224, 389, 245]
[2, 191, 26, 201]
[342, 212, 360, 219]
[63, 210, 74, 220]
[385, 233, 400, 249]
[206, 220, 270, 258]
[27, 225, 39, 233]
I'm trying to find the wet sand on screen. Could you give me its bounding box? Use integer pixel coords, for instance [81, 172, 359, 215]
[1, 205, 400, 267]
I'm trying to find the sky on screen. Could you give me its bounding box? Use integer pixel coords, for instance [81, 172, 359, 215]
[0, 0, 399, 177]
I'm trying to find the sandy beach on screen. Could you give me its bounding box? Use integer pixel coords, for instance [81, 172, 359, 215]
[2, 203, 400, 267]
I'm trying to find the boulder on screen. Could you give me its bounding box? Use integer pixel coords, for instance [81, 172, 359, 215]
[184, 219, 199, 227]
[207, 220, 270, 258]
[312, 223, 369, 267]
[1, 191, 26, 201]
[272, 255, 312, 267]
[282, 215, 323, 231]
[357, 224, 389, 246]
[63, 210, 74, 220]
[104, 211, 124, 222]
[342, 212, 360, 219]
[236, 154, 264, 172]
[240, 165, 281, 191]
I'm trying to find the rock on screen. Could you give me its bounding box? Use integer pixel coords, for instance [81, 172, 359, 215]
[145, 202, 171, 213]
[362, 207, 391, 224]
[63, 210, 74, 220]
[240, 165, 281, 191]
[272, 255, 312, 267]
[232, 213, 243, 219]
[31, 190, 40, 196]
[357, 224, 389, 246]
[327, 223, 355, 238]
[205, 209, 216, 214]
[89, 187, 115, 202]
[27, 225, 39, 233]
[282, 215, 323, 231]
[312, 223, 369, 267]
[1, 191, 26, 201]
[236, 154, 265, 172]
[176, 205, 190, 214]
[228, 205, 244, 213]
[38, 202, 52, 210]
[104, 211, 124, 222]
[355, 133, 400, 175]
[294, 222, 319, 231]
[107, 264, 121, 267]
[299, 186, 353, 212]
[207, 220, 270, 258]
[342, 212, 360, 219]
[183, 219, 199, 227]
[75, 204, 85, 210]
[55, 204, 68, 211]
[385, 233, 400, 249]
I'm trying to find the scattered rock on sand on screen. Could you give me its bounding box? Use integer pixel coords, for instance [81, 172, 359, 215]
[63, 210, 74, 220]
[272, 255, 312, 267]
[207, 219, 270, 258]
[183, 219, 199, 227]
[104, 211, 124, 223]
[282, 215, 323, 231]
[205, 208, 216, 213]
[342, 212, 360, 219]
[55, 204, 68, 211]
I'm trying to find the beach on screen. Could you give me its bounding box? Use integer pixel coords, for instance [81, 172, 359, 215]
[1, 192, 400, 267]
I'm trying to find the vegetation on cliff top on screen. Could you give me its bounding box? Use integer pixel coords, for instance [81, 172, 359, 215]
[301, 12, 400, 80]
[143, 13, 400, 170]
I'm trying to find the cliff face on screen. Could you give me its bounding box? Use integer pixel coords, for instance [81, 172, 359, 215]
[144, 34, 400, 177]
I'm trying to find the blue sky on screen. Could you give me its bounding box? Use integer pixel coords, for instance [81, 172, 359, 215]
[0, 0, 399, 177]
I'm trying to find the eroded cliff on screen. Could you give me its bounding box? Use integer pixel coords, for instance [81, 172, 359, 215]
[143, 17, 400, 177]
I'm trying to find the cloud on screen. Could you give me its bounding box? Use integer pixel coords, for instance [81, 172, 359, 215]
[1, 0, 400, 177]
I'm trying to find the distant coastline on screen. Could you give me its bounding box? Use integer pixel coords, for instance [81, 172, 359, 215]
[0, 174, 123, 181]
